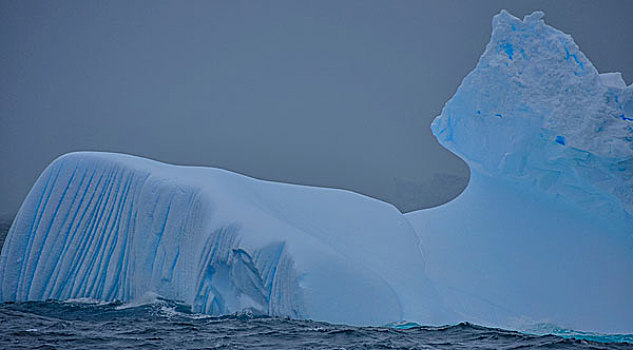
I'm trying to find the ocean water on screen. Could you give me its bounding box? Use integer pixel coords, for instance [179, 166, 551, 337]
[1, 222, 632, 350]
[2, 299, 632, 350]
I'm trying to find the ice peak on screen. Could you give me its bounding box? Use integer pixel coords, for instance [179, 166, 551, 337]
[432, 10, 633, 218]
[523, 10, 544, 23]
[492, 10, 545, 34]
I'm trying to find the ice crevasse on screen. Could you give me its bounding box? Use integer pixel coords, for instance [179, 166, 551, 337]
[0, 10, 632, 332]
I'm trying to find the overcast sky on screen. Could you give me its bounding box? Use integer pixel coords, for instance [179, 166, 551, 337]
[1, 0, 632, 217]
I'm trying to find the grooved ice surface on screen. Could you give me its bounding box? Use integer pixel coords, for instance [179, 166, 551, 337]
[0, 152, 451, 326]
[407, 11, 633, 333]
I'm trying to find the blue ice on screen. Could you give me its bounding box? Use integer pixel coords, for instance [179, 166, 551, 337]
[1, 10, 631, 334]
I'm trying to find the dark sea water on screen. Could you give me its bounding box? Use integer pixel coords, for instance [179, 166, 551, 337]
[1, 299, 632, 350]
[1, 221, 632, 350]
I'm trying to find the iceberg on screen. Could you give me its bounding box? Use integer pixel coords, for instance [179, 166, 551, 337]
[0, 9, 630, 334]
[406, 11, 633, 333]
[0, 152, 452, 326]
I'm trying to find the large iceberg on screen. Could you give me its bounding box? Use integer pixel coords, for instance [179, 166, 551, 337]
[0, 10, 631, 334]
[406, 11, 633, 333]
[0, 152, 452, 326]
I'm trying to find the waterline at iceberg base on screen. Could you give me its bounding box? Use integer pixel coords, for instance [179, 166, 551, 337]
[1, 10, 631, 335]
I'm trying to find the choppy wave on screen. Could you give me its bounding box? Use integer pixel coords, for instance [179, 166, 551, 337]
[1, 299, 632, 350]
[522, 323, 633, 345]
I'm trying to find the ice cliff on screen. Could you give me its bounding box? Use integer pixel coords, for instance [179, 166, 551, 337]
[406, 11, 633, 333]
[0, 152, 451, 326]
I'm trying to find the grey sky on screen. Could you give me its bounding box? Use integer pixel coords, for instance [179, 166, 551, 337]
[1, 0, 632, 217]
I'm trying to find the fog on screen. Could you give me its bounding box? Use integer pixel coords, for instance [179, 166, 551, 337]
[1, 0, 631, 217]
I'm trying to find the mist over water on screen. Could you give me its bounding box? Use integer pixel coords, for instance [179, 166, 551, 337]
[2, 1, 632, 217]
[0, 219, 10, 250]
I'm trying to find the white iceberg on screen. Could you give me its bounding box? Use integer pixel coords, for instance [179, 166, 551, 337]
[406, 10, 633, 333]
[0, 152, 452, 326]
[1, 10, 630, 334]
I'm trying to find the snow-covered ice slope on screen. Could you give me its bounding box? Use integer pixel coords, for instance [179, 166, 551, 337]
[406, 11, 633, 333]
[0, 152, 453, 326]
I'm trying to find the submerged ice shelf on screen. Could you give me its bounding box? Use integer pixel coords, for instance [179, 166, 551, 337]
[0, 10, 631, 333]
